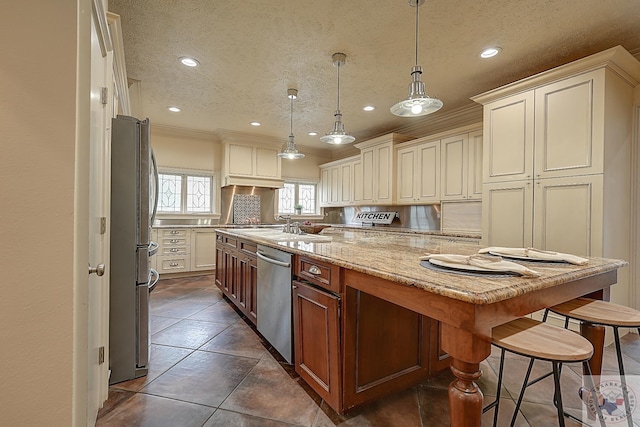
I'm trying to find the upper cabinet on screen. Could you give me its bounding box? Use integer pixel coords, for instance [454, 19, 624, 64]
[440, 129, 483, 201]
[355, 133, 415, 205]
[319, 156, 360, 207]
[396, 138, 440, 204]
[220, 131, 284, 188]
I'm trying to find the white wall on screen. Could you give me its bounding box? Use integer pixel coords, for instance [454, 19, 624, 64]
[0, 0, 90, 425]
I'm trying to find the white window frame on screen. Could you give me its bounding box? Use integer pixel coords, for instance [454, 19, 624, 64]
[277, 180, 319, 217]
[157, 168, 217, 215]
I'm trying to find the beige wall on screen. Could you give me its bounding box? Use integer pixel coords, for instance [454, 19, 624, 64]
[281, 150, 332, 182]
[0, 0, 90, 425]
[151, 126, 220, 171]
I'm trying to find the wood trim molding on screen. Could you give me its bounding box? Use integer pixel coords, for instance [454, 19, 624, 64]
[106, 12, 130, 116]
[91, 0, 112, 57]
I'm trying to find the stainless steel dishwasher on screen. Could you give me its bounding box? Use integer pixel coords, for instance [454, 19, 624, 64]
[256, 244, 293, 363]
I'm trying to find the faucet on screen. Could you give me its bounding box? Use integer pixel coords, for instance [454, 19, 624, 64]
[278, 215, 292, 233]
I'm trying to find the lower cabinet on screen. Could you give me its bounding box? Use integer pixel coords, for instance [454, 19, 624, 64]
[154, 227, 217, 275]
[214, 232, 258, 324]
[292, 280, 341, 410]
[293, 257, 450, 414]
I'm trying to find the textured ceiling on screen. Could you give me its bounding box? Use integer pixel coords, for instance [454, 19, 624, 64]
[108, 0, 640, 150]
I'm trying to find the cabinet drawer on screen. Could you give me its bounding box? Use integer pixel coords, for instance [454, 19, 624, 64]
[160, 229, 188, 238]
[296, 256, 341, 294]
[238, 239, 257, 256]
[161, 246, 188, 255]
[161, 237, 188, 247]
[158, 256, 190, 273]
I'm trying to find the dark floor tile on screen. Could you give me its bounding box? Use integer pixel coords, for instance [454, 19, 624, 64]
[199, 322, 268, 359]
[203, 409, 298, 427]
[141, 350, 259, 407]
[221, 355, 318, 426]
[178, 288, 224, 305]
[150, 298, 214, 319]
[150, 315, 182, 335]
[315, 386, 422, 427]
[518, 400, 584, 427]
[188, 300, 243, 324]
[97, 388, 136, 420]
[110, 344, 193, 392]
[96, 392, 215, 427]
[151, 318, 229, 349]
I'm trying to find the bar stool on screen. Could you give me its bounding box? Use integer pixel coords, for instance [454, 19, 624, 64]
[546, 298, 640, 426]
[483, 317, 604, 427]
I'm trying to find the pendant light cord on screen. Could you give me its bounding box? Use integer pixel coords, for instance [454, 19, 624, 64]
[336, 60, 341, 113]
[414, 0, 419, 67]
[289, 95, 294, 137]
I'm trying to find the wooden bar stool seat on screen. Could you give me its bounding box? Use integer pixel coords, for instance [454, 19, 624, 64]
[483, 317, 604, 427]
[547, 298, 640, 427]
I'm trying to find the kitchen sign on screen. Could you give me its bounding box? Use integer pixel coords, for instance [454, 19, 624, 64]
[352, 211, 397, 225]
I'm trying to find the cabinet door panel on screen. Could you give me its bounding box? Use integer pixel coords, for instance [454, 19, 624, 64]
[467, 130, 483, 200]
[441, 134, 468, 200]
[320, 168, 330, 206]
[227, 144, 254, 176]
[376, 145, 392, 202]
[484, 92, 534, 183]
[361, 149, 374, 202]
[329, 166, 340, 204]
[482, 181, 533, 248]
[255, 147, 279, 178]
[293, 281, 341, 411]
[535, 71, 603, 178]
[340, 163, 352, 204]
[417, 142, 440, 201]
[352, 160, 363, 204]
[533, 175, 603, 257]
[397, 148, 416, 203]
[191, 229, 216, 271]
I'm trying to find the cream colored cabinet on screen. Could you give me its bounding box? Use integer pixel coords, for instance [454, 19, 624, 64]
[475, 45, 638, 278]
[482, 175, 604, 257]
[155, 228, 191, 274]
[351, 158, 363, 204]
[440, 130, 483, 201]
[191, 228, 217, 271]
[396, 139, 440, 204]
[356, 133, 414, 205]
[221, 139, 284, 187]
[319, 156, 360, 207]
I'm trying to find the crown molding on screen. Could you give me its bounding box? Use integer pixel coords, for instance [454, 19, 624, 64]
[151, 123, 220, 141]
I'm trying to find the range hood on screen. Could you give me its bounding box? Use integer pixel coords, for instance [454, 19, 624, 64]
[222, 175, 284, 189]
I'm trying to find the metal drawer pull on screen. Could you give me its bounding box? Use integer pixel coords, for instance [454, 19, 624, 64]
[170, 248, 179, 252]
[170, 230, 179, 234]
[170, 262, 179, 267]
[308, 265, 321, 275]
[170, 239, 179, 243]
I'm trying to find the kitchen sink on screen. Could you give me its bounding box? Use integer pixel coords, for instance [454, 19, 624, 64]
[232, 228, 332, 243]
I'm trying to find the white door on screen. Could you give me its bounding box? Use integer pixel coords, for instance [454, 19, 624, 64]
[88, 8, 112, 424]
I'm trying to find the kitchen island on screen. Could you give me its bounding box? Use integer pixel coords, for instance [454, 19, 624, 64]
[215, 227, 627, 426]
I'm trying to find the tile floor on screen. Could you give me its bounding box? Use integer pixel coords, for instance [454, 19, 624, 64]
[97, 275, 640, 427]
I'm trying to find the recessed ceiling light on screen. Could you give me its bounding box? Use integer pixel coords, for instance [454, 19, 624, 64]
[167, 106, 181, 112]
[308, 131, 318, 136]
[480, 47, 502, 58]
[250, 121, 261, 126]
[179, 56, 199, 67]
[363, 105, 375, 111]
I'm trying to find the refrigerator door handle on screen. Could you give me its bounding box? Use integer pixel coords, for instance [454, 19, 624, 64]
[148, 241, 159, 257]
[149, 269, 159, 292]
[150, 147, 159, 225]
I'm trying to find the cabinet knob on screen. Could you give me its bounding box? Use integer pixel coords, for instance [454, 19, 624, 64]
[292, 285, 298, 290]
[170, 239, 179, 243]
[308, 265, 322, 275]
[170, 230, 179, 234]
[170, 262, 179, 267]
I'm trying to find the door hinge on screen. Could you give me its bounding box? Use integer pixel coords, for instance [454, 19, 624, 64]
[100, 87, 108, 105]
[98, 346, 105, 364]
[100, 217, 107, 234]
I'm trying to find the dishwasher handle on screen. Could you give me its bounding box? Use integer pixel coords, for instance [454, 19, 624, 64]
[256, 251, 291, 268]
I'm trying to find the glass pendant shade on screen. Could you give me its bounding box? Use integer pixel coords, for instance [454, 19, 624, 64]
[320, 53, 355, 145]
[391, 0, 443, 117]
[278, 88, 305, 159]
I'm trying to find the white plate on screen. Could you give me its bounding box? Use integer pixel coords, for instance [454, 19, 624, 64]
[428, 259, 497, 273]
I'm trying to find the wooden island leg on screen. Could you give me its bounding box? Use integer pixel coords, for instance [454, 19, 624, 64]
[441, 323, 491, 427]
[449, 359, 484, 427]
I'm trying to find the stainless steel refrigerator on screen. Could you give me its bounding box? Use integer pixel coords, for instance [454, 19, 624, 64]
[109, 115, 159, 384]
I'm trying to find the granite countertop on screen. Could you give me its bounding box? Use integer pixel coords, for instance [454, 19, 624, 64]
[216, 227, 627, 305]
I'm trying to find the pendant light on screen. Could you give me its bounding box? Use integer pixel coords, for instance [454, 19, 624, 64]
[320, 52, 355, 145]
[390, 0, 443, 117]
[278, 88, 305, 159]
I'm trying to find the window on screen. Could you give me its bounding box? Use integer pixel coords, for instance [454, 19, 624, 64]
[158, 171, 215, 213]
[278, 182, 317, 215]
